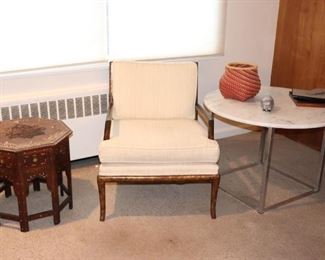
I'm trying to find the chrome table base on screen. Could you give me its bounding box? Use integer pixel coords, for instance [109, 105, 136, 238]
[221, 128, 325, 213]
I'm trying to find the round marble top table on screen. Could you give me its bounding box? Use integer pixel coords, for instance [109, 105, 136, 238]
[203, 86, 325, 213]
[204, 86, 325, 129]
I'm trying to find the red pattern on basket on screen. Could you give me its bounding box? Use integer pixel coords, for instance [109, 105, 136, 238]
[219, 63, 261, 101]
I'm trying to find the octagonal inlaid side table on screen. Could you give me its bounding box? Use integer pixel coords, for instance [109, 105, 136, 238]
[0, 117, 73, 232]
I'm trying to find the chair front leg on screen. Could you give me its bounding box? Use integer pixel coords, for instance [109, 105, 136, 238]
[210, 175, 220, 219]
[97, 177, 106, 221]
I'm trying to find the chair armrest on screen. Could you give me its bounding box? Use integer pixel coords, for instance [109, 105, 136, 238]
[196, 104, 214, 140]
[103, 106, 113, 140]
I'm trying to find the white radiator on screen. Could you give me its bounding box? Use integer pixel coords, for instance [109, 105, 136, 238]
[0, 85, 108, 160]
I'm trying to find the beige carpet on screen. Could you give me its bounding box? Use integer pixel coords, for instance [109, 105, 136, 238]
[1, 132, 325, 260]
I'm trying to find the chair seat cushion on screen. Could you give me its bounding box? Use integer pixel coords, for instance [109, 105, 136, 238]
[99, 119, 219, 164]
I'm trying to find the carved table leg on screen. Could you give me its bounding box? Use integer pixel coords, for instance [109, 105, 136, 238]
[66, 168, 73, 209]
[51, 188, 60, 225]
[65, 142, 73, 209]
[4, 181, 12, 197]
[33, 179, 41, 191]
[58, 172, 64, 196]
[49, 155, 60, 225]
[15, 186, 29, 232]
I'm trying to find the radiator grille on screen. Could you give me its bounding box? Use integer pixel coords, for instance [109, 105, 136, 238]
[1, 94, 108, 121]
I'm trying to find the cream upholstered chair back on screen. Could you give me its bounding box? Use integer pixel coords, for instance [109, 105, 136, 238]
[110, 61, 198, 119]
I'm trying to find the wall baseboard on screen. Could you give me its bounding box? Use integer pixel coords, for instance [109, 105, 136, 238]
[215, 126, 251, 140]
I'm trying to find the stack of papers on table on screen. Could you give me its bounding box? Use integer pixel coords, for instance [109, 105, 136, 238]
[290, 88, 325, 103]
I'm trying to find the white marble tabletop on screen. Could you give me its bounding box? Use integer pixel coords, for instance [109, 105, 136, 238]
[204, 86, 325, 129]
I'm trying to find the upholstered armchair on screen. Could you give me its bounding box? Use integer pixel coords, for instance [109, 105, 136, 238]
[97, 61, 220, 220]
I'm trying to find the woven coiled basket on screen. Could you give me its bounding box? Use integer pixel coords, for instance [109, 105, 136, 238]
[219, 63, 261, 101]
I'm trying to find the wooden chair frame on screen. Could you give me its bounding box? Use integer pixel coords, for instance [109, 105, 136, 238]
[97, 61, 220, 220]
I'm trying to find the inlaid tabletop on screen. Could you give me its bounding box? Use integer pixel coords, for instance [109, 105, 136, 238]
[0, 117, 72, 152]
[204, 86, 325, 129]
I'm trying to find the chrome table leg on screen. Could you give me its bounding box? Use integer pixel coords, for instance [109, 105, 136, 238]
[258, 127, 274, 213]
[314, 128, 325, 192]
[258, 127, 267, 164]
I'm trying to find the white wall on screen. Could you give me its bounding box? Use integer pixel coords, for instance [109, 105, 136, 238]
[0, 65, 109, 160]
[0, 0, 279, 159]
[199, 0, 279, 138]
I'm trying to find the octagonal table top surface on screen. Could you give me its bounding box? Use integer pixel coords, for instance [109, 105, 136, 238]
[0, 117, 72, 152]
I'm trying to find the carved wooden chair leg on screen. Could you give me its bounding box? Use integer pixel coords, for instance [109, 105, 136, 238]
[97, 177, 106, 221]
[210, 175, 220, 219]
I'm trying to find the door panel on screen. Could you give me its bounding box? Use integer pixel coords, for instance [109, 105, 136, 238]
[271, 0, 325, 151]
